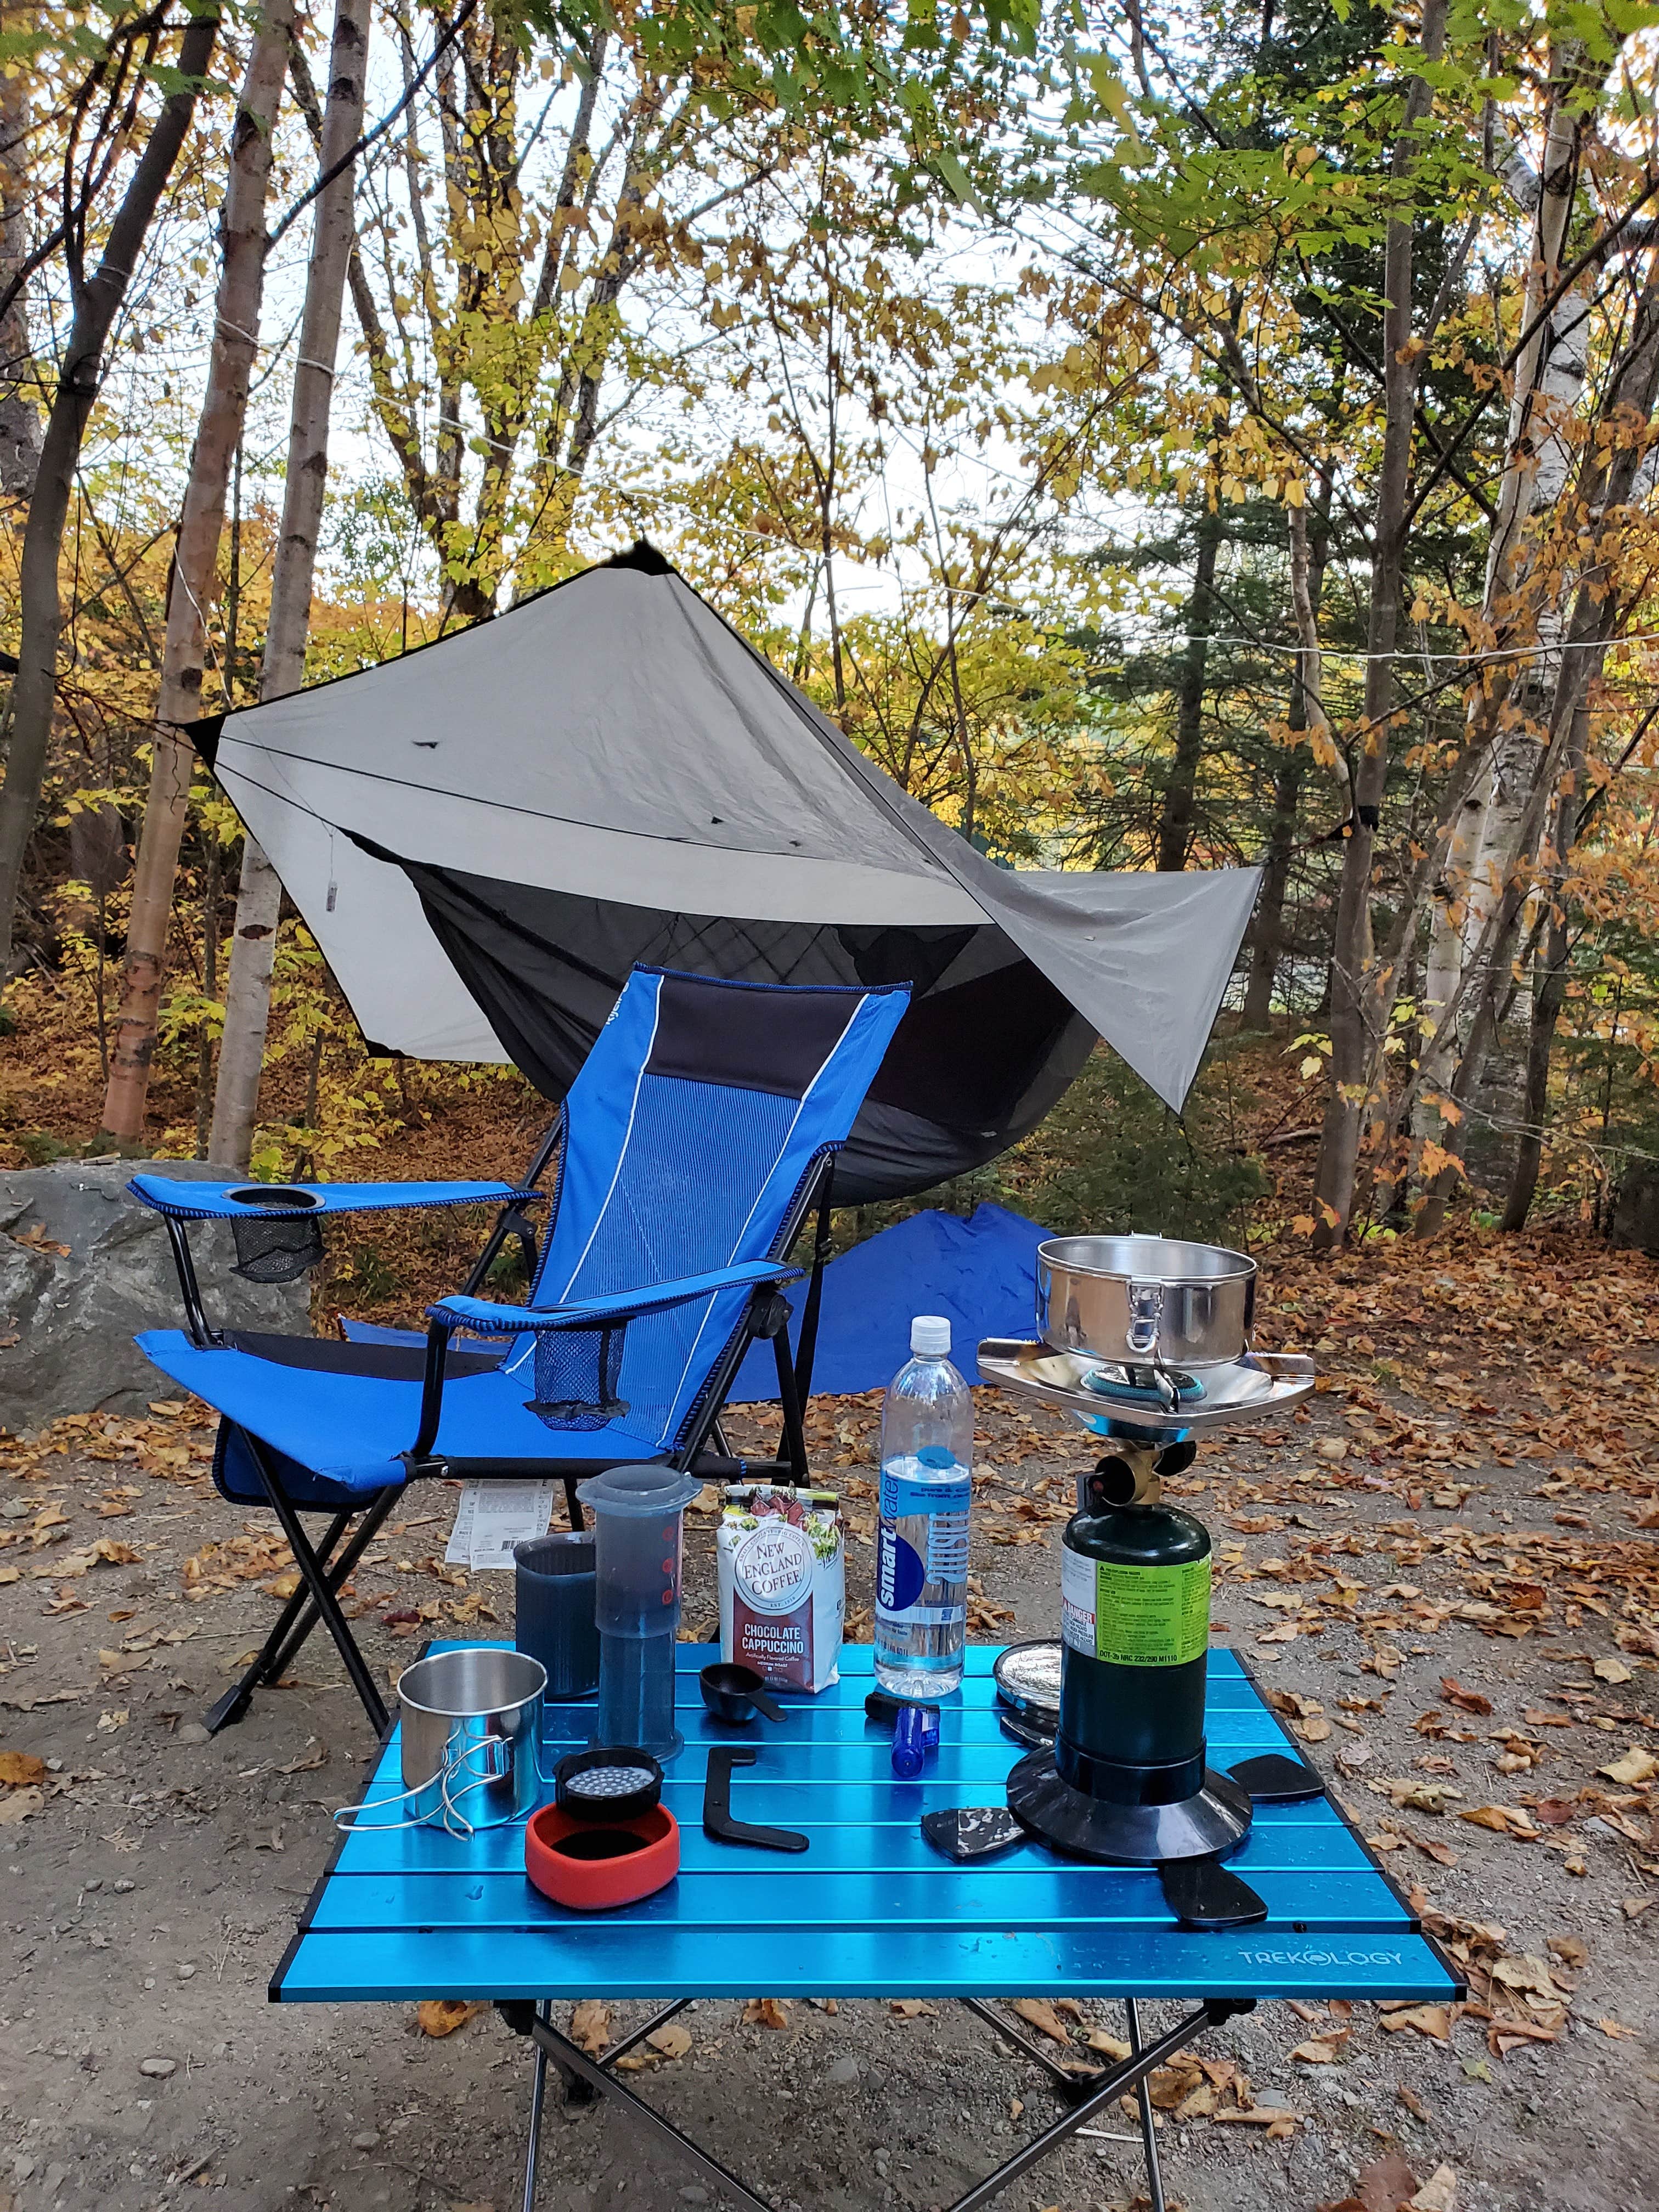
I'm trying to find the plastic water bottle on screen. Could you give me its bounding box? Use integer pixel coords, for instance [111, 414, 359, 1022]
[874, 1316, 972, 1696]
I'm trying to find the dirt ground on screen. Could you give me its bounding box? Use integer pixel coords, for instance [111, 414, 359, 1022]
[3, 1237, 1658, 2212]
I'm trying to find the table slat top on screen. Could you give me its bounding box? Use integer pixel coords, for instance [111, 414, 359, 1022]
[273, 1644, 1458, 2005]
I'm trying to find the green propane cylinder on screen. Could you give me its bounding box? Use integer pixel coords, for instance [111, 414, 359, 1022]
[1056, 1444, 1211, 1802]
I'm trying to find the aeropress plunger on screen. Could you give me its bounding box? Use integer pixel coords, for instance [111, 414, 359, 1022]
[1006, 1436, 1255, 1866]
[576, 1464, 704, 1759]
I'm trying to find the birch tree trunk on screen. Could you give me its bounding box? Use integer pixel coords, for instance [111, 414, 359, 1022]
[0, 5, 222, 977]
[0, 1, 40, 501]
[208, 0, 370, 1170]
[97, 0, 294, 1150]
[1309, 0, 1447, 1246]
[1500, 707, 1588, 1229]
[1414, 62, 1590, 1188]
[1386, 268, 1659, 1222]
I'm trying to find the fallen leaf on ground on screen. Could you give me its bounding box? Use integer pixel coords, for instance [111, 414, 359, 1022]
[1597, 1746, 1658, 1785]
[1622, 1895, 1652, 1919]
[1491, 1953, 1558, 1995]
[1212, 2106, 1299, 2135]
[1290, 2030, 1351, 2063]
[275, 1739, 328, 1775]
[568, 2000, 611, 2054]
[1547, 1934, 1588, 1968]
[887, 1998, 937, 2020]
[614, 2019, 696, 2072]
[1146, 2063, 1203, 2109]
[0, 1786, 42, 1825]
[1597, 2017, 1638, 2039]
[1593, 1657, 1633, 1684]
[744, 1997, 791, 2028]
[1377, 1779, 1462, 1813]
[1458, 1804, 1539, 1837]
[0, 1750, 45, 1785]
[1398, 2083, 1431, 2121]
[1323, 2148, 1418, 2212]
[1011, 1997, 1073, 2045]
[416, 1999, 487, 2038]
[1441, 1679, 1492, 1716]
[1409, 2165, 1458, 2212]
[1378, 2004, 1452, 2043]
[1085, 2028, 1131, 2059]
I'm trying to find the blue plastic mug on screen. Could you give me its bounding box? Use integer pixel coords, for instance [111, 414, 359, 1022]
[515, 1532, 601, 1699]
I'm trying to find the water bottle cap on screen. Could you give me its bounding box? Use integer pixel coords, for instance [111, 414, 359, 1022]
[911, 1315, 951, 1357]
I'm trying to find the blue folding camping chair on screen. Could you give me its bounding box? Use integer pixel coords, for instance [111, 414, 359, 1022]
[130, 967, 909, 1736]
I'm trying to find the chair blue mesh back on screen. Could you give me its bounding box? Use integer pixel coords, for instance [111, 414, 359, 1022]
[527, 968, 907, 1446]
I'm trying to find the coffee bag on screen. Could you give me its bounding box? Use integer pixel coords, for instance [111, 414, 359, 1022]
[716, 1485, 844, 1694]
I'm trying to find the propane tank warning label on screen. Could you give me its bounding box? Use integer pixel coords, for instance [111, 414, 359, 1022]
[1060, 1548, 1210, 1667]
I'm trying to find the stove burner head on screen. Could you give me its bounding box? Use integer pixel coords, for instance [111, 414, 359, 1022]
[1081, 1362, 1204, 1407]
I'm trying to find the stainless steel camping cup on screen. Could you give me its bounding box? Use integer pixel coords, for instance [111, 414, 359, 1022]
[1035, 1235, 1256, 1368]
[396, 1645, 548, 1830]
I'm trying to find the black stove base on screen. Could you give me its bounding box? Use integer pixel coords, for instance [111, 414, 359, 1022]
[1006, 1748, 1253, 1866]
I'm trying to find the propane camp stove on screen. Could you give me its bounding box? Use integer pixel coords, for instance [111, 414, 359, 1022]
[978, 1239, 1322, 1929]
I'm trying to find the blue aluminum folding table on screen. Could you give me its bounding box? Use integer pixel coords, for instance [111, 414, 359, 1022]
[273, 1644, 1459, 2212]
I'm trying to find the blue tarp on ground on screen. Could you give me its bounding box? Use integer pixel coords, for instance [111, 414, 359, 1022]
[731, 1202, 1046, 1402]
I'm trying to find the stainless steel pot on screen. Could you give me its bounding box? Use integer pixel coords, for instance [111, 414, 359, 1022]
[397, 1645, 546, 1831]
[1035, 1234, 1256, 1368]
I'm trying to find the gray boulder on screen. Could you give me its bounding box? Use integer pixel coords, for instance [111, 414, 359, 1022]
[0, 1160, 312, 1426]
[1612, 1164, 1659, 1257]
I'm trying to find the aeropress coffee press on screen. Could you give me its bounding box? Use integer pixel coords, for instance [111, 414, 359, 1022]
[575, 1464, 704, 1759]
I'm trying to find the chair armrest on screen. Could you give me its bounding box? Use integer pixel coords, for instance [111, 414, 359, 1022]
[128, 1174, 539, 1222]
[427, 1259, 801, 1335]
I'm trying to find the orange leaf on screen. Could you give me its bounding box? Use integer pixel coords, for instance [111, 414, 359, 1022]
[416, 1999, 487, 2038]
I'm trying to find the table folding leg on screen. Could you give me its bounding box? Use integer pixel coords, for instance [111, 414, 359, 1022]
[1125, 1997, 1167, 2212]
[504, 1995, 1246, 2212]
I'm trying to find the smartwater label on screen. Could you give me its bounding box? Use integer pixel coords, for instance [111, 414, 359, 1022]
[879, 1468, 970, 1521]
[1060, 1548, 1210, 1667]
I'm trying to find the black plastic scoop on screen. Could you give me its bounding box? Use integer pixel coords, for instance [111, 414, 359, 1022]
[699, 1662, 785, 1726]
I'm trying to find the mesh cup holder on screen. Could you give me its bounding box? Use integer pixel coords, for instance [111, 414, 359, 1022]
[526, 1321, 629, 1431]
[225, 1187, 325, 1285]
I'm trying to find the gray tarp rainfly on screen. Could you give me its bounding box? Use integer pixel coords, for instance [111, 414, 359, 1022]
[193, 544, 1260, 1201]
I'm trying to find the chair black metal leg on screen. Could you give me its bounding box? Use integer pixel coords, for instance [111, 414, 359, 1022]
[202, 1508, 353, 1734]
[247, 1438, 390, 1733]
[258, 1487, 401, 1690]
[772, 1327, 810, 1485]
[563, 1474, 584, 1533]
